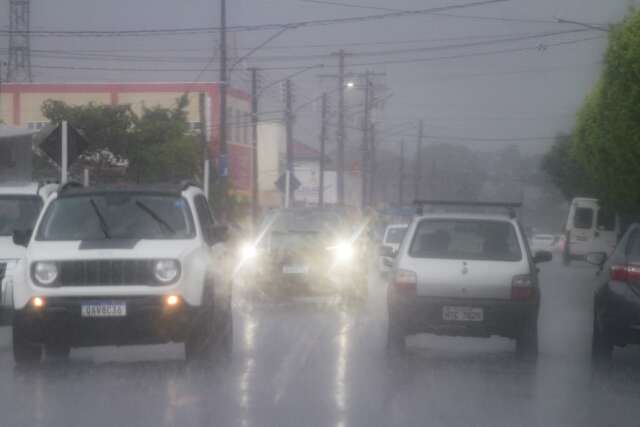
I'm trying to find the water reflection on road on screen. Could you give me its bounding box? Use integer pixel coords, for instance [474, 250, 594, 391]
[2, 260, 640, 426]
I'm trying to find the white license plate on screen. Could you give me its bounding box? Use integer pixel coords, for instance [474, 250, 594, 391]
[442, 306, 483, 322]
[282, 265, 309, 275]
[81, 302, 127, 317]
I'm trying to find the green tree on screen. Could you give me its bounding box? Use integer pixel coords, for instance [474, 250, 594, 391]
[571, 10, 640, 213]
[541, 133, 595, 200]
[41, 95, 202, 184]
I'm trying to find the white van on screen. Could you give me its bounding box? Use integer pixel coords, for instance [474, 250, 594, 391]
[563, 197, 619, 265]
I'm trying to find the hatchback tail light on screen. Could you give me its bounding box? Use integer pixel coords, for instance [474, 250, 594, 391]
[393, 269, 417, 296]
[610, 264, 640, 282]
[511, 275, 536, 300]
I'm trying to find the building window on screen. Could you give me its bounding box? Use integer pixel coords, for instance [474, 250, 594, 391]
[189, 122, 202, 133]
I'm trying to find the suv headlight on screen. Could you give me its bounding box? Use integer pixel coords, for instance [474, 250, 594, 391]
[32, 262, 59, 286]
[153, 260, 180, 284]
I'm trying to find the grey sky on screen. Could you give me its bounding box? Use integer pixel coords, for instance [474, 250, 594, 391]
[0, 0, 631, 154]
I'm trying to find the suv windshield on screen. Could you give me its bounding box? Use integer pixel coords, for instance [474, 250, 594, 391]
[0, 196, 42, 236]
[409, 219, 522, 261]
[36, 194, 195, 241]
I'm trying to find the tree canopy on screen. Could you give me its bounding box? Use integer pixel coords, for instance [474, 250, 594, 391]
[544, 9, 640, 214]
[41, 95, 201, 184]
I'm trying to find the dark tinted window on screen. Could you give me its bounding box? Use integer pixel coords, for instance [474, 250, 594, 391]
[0, 196, 42, 236]
[574, 207, 594, 229]
[37, 194, 195, 240]
[409, 219, 522, 261]
[597, 208, 616, 231]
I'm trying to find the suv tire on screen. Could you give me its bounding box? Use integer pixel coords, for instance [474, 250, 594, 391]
[185, 304, 216, 362]
[13, 315, 42, 365]
[516, 318, 538, 360]
[592, 315, 613, 363]
[387, 316, 406, 356]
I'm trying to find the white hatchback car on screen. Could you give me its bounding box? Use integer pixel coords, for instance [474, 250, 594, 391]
[387, 203, 551, 358]
[9, 182, 232, 364]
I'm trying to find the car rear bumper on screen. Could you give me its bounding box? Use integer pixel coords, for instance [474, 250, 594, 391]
[389, 295, 538, 339]
[14, 296, 202, 347]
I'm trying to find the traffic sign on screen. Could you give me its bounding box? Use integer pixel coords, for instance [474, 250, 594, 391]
[275, 172, 301, 193]
[39, 123, 88, 167]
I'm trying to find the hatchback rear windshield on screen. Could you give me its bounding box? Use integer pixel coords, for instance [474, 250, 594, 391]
[0, 196, 42, 236]
[409, 219, 522, 262]
[36, 194, 195, 241]
[573, 207, 594, 229]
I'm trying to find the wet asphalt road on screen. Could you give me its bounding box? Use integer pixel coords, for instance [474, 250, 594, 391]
[2, 258, 640, 427]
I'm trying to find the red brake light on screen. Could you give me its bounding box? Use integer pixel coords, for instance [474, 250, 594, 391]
[511, 275, 535, 300]
[610, 264, 640, 282]
[393, 270, 417, 295]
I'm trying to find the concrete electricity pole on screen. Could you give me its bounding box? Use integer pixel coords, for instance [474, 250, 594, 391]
[335, 49, 347, 206]
[284, 79, 295, 177]
[250, 67, 260, 230]
[369, 122, 377, 207]
[414, 120, 424, 200]
[398, 139, 405, 206]
[318, 92, 328, 207]
[360, 71, 372, 211]
[218, 0, 229, 214]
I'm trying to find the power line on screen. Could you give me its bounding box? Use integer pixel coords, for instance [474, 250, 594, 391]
[0, 0, 508, 37]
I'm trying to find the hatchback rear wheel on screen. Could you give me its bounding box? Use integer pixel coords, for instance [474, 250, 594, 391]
[592, 314, 613, 364]
[516, 318, 538, 360]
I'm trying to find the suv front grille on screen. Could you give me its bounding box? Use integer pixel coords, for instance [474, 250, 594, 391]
[58, 260, 156, 286]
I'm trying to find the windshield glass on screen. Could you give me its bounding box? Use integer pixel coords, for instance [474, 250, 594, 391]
[36, 194, 195, 240]
[409, 219, 522, 261]
[270, 210, 344, 233]
[0, 196, 42, 236]
[574, 207, 594, 229]
[385, 227, 407, 244]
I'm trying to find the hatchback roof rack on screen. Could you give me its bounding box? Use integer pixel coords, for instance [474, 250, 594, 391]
[412, 200, 523, 218]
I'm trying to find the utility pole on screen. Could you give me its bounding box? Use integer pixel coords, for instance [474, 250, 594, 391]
[336, 49, 346, 207]
[198, 92, 210, 199]
[360, 71, 372, 211]
[284, 79, 294, 190]
[218, 0, 228, 216]
[250, 67, 260, 230]
[7, 0, 33, 82]
[414, 120, 424, 200]
[398, 139, 405, 206]
[318, 92, 328, 207]
[369, 122, 377, 207]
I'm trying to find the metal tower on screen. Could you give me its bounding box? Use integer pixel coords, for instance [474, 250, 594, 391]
[7, 0, 32, 82]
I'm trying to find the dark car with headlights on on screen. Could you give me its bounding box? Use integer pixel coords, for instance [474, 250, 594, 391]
[239, 208, 368, 298]
[8, 183, 233, 364]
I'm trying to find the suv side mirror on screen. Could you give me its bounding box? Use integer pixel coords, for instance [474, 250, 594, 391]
[533, 250, 552, 264]
[380, 245, 397, 258]
[208, 224, 229, 245]
[13, 229, 32, 247]
[585, 252, 607, 267]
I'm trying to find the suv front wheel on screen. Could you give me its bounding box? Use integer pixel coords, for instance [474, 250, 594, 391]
[13, 314, 42, 365]
[185, 291, 232, 362]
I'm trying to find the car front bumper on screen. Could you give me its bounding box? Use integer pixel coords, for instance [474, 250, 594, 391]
[15, 296, 202, 347]
[389, 294, 538, 339]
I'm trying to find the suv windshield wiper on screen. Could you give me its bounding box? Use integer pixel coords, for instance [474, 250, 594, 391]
[135, 201, 175, 236]
[89, 198, 111, 239]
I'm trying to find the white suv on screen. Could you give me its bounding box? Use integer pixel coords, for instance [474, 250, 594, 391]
[0, 182, 57, 324]
[387, 202, 551, 358]
[9, 182, 232, 364]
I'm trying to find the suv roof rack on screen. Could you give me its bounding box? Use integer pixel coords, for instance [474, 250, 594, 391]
[412, 200, 523, 218]
[179, 180, 200, 191]
[58, 181, 84, 193]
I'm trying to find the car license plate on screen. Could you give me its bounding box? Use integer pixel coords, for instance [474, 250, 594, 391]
[81, 301, 127, 317]
[442, 306, 483, 322]
[282, 265, 309, 275]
